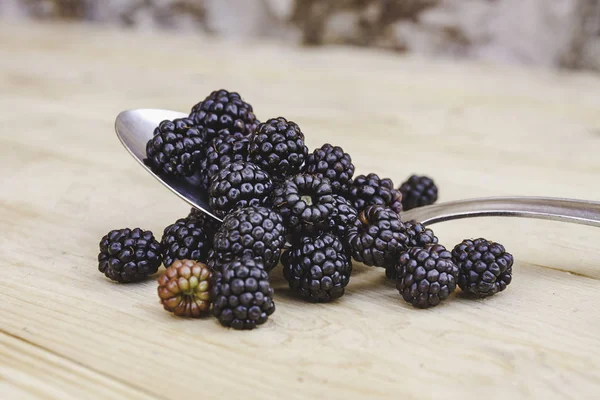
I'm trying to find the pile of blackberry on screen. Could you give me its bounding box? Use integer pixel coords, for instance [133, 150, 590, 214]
[97, 88, 516, 331]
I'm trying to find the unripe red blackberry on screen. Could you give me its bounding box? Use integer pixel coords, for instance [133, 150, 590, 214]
[157, 259, 212, 318]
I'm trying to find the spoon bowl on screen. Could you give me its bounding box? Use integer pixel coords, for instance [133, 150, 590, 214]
[115, 108, 221, 221]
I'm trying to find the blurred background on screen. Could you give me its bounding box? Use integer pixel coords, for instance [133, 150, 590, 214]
[1, 0, 600, 73]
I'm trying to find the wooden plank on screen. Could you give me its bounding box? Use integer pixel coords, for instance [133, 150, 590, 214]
[0, 332, 155, 400]
[0, 21, 599, 399]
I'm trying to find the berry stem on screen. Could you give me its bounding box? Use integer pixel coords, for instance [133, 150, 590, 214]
[359, 211, 369, 225]
[301, 194, 313, 206]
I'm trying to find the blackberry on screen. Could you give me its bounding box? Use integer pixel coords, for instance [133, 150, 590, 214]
[399, 175, 438, 211]
[189, 89, 258, 142]
[145, 118, 205, 177]
[187, 208, 221, 243]
[161, 218, 211, 267]
[328, 194, 358, 241]
[157, 259, 212, 318]
[199, 134, 250, 190]
[271, 174, 335, 237]
[452, 238, 513, 298]
[282, 232, 352, 302]
[385, 220, 438, 279]
[249, 117, 308, 180]
[305, 144, 355, 195]
[98, 228, 162, 283]
[350, 173, 403, 214]
[346, 205, 409, 268]
[208, 161, 273, 218]
[396, 244, 459, 309]
[211, 258, 275, 330]
[212, 207, 286, 272]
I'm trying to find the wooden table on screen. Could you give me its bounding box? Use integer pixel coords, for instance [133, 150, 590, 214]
[1, 22, 599, 400]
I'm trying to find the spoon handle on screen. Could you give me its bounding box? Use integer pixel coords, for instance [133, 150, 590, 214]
[401, 197, 600, 228]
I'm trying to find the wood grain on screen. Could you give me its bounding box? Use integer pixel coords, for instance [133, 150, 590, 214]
[1, 21, 599, 400]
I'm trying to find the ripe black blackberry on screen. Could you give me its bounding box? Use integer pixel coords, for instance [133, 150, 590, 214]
[385, 220, 438, 279]
[346, 205, 409, 268]
[282, 232, 352, 302]
[350, 173, 403, 214]
[189, 90, 258, 142]
[211, 258, 275, 330]
[208, 161, 273, 218]
[199, 134, 250, 190]
[399, 175, 438, 211]
[271, 173, 335, 237]
[305, 144, 355, 195]
[396, 244, 459, 309]
[187, 208, 221, 243]
[98, 228, 162, 283]
[249, 117, 308, 180]
[145, 118, 205, 177]
[161, 218, 211, 267]
[328, 194, 358, 241]
[212, 207, 286, 272]
[452, 238, 513, 298]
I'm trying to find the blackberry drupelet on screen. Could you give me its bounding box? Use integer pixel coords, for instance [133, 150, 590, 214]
[212, 207, 286, 272]
[211, 258, 275, 330]
[305, 143, 355, 195]
[350, 173, 403, 214]
[328, 194, 358, 241]
[145, 118, 205, 177]
[399, 175, 438, 211]
[206, 249, 223, 274]
[189, 89, 258, 141]
[161, 218, 211, 267]
[208, 161, 273, 218]
[396, 244, 459, 308]
[157, 259, 212, 318]
[249, 117, 308, 180]
[346, 205, 409, 268]
[452, 238, 513, 298]
[385, 220, 439, 279]
[282, 232, 352, 302]
[199, 134, 250, 190]
[271, 173, 335, 237]
[98, 228, 162, 283]
[187, 208, 221, 243]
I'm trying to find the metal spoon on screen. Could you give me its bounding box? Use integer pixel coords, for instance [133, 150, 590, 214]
[115, 108, 600, 228]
